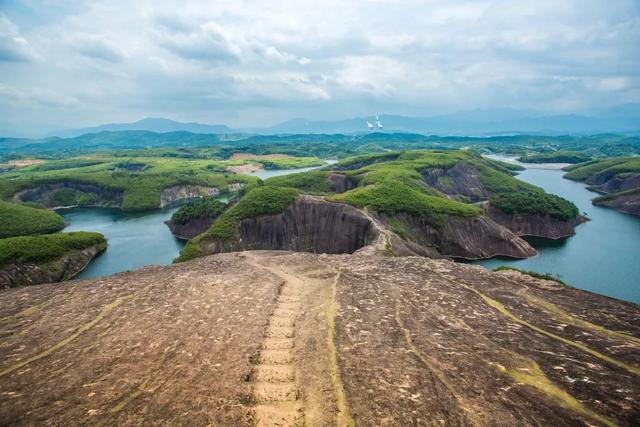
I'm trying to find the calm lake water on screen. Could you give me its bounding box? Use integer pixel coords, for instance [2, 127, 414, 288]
[61, 162, 337, 279]
[61, 206, 185, 279]
[475, 157, 640, 303]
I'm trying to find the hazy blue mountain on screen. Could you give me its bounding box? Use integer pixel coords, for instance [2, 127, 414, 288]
[51, 117, 232, 138]
[15, 103, 640, 138]
[261, 104, 640, 135]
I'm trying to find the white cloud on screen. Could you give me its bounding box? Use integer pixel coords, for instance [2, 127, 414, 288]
[0, 0, 638, 132]
[0, 14, 40, 62]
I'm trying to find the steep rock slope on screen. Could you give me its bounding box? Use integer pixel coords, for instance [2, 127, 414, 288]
[484, 204, 586, 239]
[185, 195, 535, 261]
[0, 252, 637, 426]
[593, 188, 640, 216]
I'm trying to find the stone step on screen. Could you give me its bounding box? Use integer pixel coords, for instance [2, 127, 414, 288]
[270, 316, 296, 327]
[261, 338, 295, 350]
[252, 364, 295, 382]
[266, 325, 295, 339]
[254, 382, 299, 402]
[254, 401, 304, 427]
[259, 349, 294, 364]
[272, 308, 298, 317]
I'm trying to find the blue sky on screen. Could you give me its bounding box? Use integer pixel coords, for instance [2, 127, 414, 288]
[0, 0, 639, 135]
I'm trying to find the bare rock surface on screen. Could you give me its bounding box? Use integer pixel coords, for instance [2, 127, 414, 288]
[0, 251, 638, 426]
[159, 185, 220, 208]
[594, 192, 640, 216]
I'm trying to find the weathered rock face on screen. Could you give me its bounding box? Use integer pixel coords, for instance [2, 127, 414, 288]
[0, 244, 105, 289]
[594, 192, 640, 216]
[12, 182, 123, 208]
[382, 211, 537, 259]
[486, 204, 587, 239]
[0, 251, 637, 426]
[165, 217, 217, 240]
[591, 173, 640, 194]
[420, 161, 489, 201]
[159, 185, 220, 208]
[197, 196, 536, 260]
[202, 197, 378, 255]
[327, 173, 357, 193]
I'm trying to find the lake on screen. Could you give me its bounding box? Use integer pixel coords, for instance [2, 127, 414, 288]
[61, 162, 337, 279]
[475, 156, 640, 303]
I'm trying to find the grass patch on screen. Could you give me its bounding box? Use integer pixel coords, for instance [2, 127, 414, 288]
[518, 151, 591, 164]
[0, 231, 106, 267]
[0, 200, 65, 238]
[563, 157, 640, 182]
[492, 266, 566, 285]
[331, 181, 481, 228]
[264, 170, 335, 193]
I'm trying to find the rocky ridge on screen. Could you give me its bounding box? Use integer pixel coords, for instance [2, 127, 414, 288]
[0, 251, 637, 426]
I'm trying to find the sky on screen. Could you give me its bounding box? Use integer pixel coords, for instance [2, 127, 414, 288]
[0, 0, 639, 135]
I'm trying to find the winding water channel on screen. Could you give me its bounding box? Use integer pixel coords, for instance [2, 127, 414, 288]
[475, 156, 640, 303]
[60, 158, 639, 303]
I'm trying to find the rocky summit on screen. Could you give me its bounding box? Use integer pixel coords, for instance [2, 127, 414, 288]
[0, 251, 638, 426]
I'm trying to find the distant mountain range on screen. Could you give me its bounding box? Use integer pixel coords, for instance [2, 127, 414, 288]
[38, 103, 640, 138]
[51, 117, 232, 138]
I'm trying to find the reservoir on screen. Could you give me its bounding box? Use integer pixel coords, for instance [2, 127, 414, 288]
[475, 157, 640, 303]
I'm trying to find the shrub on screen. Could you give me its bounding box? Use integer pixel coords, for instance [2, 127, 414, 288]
[490, 191, 579, 221]
[171, 198, 227, 225]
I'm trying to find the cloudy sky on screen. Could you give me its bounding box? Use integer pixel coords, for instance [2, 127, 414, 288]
[0, 0, 639, 135]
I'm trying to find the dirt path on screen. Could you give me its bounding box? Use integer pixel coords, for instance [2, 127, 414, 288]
[244, 254, 306, 426]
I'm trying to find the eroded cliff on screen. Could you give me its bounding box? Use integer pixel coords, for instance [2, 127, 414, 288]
[159, 185, 220, 208]
[485, 204, 587, 239]
[12, 182, 123, 209]
[193, 195, 536, 260]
